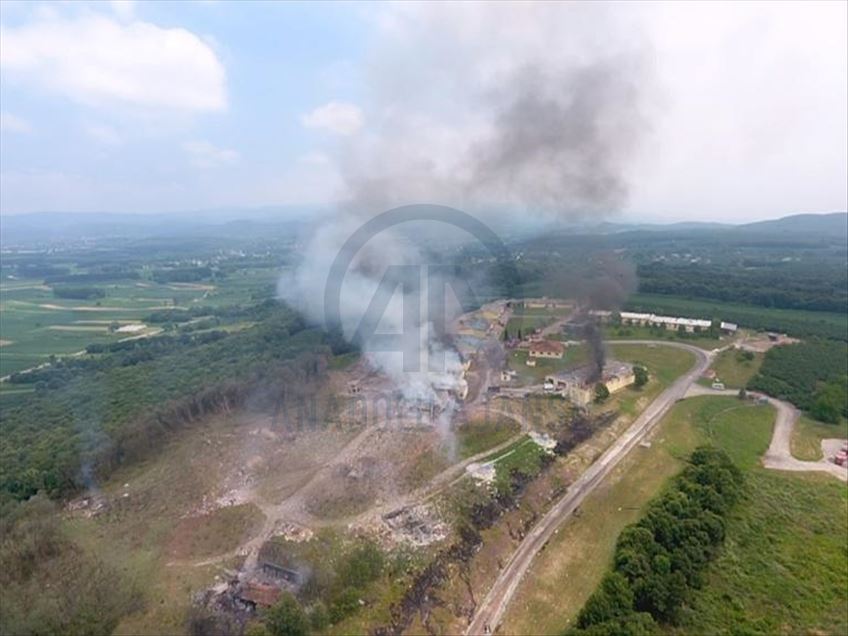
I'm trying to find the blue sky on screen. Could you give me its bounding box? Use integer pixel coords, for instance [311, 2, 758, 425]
[1, 1, 846, 221]
[0, 1, 368, 214]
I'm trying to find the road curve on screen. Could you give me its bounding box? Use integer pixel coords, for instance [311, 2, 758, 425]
[685, 385, 847, 482]
[465, 341, 712, 635]
[761, 395, 847, 481]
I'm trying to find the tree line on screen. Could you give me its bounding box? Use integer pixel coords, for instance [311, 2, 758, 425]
[569, 447, 744, 636]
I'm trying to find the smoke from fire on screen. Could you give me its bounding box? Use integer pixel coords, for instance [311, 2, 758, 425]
[279, 3, 652, 414]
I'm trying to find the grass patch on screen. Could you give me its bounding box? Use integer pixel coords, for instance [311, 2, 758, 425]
[506, 344, 589, 384]
[791, 415, 848, 461]
[708, 348, 764, 388]
[493, 439, 548, 493]
[398, 447, 451, 490]
[455, 417, 521, 459]
[607, 342, 694, 387]
[669, 470, 848, 636]
[329, 351, 360, 370]
[166, 503, 265, 559]
[478, 434, 531, 464]
[603, 324, 724, 350]
[505, 315, 555, 337]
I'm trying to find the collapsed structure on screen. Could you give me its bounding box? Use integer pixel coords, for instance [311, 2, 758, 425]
[544, 361, 635, 406]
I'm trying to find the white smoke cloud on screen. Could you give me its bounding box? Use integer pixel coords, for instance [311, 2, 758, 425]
[281, 2, 654, 417]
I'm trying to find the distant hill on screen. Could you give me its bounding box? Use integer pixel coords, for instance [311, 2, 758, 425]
[0, 206, 329, 244]
[736, 212, 847, 237]
[1, 208, 845, 245]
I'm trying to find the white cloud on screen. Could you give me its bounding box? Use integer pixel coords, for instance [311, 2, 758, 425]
[301, 101, 363, 135]
[182, 140, 239, 168]
[0, 112, 32, 133]
[0, 14, 227, 114]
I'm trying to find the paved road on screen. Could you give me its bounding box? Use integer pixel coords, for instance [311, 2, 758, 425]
[761, 395, 847, 481]
[685, 385, 847, 482]
[465, 341, 712, 635]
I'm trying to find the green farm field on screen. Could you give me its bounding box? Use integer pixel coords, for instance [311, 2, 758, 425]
[0, 268, 279, 376]
[701, 347, 764, 388]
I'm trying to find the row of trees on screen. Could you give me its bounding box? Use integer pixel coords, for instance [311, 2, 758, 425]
[570, 447, 744, 635]
[51, 285, 106, 300]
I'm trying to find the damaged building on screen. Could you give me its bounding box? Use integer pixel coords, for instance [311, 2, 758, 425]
[545, 361, 635, 406]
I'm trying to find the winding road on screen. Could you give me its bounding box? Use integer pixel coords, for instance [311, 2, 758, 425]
[466, 341, 712, 635]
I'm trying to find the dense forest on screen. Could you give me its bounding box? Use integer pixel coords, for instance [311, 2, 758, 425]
[748, 340, 848, 422]
[0, 301, 340, 504]
[570, 447, 744, 636]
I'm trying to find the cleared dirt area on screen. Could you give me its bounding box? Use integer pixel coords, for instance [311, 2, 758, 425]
[736, 331, 799, 352]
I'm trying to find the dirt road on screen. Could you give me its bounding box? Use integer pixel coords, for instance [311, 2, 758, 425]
[466, 341, 711, 635]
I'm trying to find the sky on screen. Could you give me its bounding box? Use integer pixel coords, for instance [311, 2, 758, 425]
[0, 0, 845, 222]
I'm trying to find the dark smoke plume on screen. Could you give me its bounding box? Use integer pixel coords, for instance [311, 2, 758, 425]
[467, 59, 646, 216]
[282, 3, 652, 403]
[549, 252, 637, 381]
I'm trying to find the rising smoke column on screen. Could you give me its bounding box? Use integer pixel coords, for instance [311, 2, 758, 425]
[280, 2, 654, 399]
